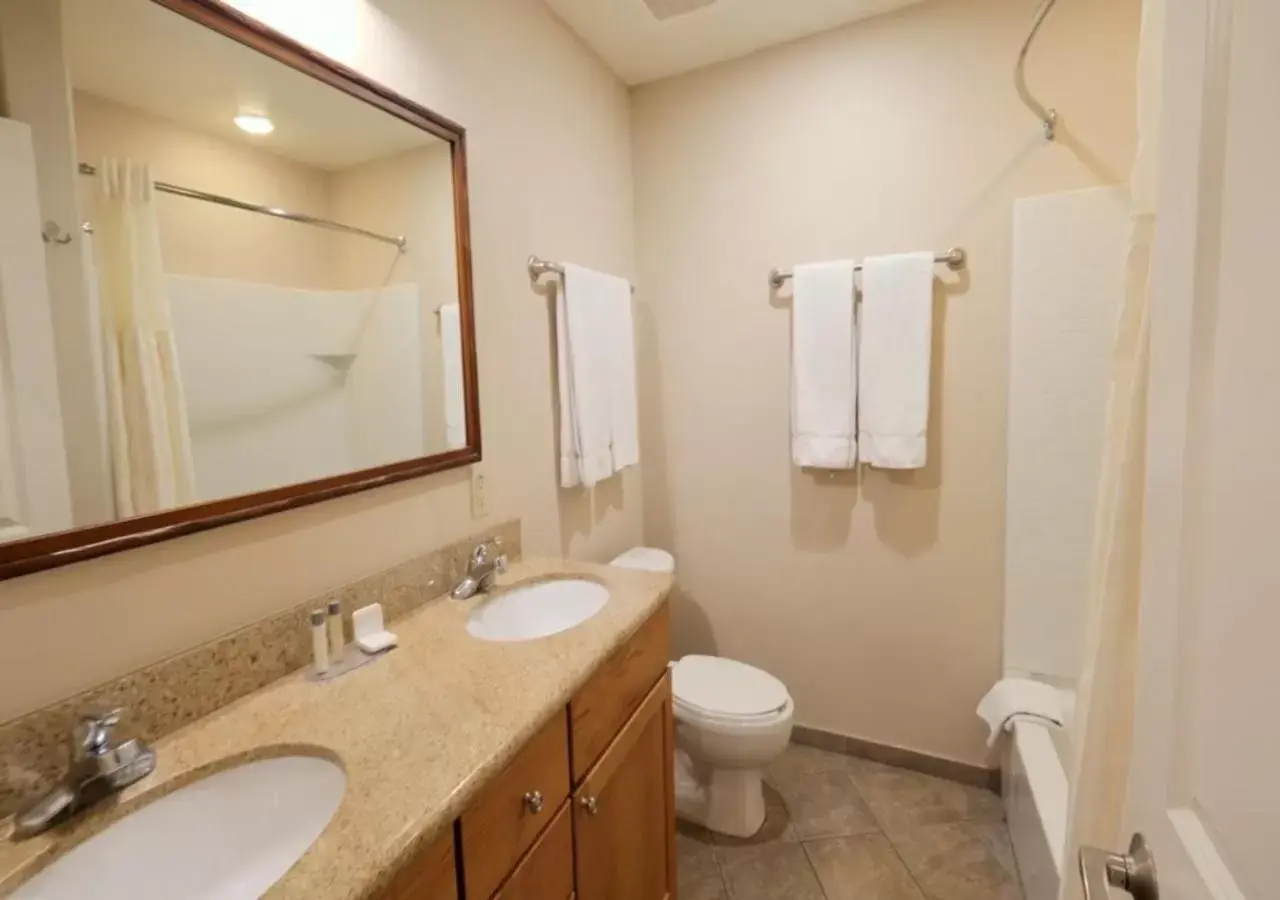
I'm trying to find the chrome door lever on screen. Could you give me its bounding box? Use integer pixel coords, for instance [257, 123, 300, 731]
[1079, 833, 1159, 900]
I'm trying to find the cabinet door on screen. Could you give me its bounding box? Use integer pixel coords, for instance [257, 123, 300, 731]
[493, 803, 574, 900]
[573, 672, 676, 900]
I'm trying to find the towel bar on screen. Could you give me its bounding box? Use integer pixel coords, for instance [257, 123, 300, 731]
[528, 255, 636, 294]
[769, 247, 966, 290]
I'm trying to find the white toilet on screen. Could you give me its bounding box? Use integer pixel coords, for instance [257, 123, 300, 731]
[611, 547, 795, 838]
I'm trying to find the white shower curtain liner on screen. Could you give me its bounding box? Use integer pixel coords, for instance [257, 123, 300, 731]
[94, 158, 197, 517]
[1059, 0, 1164, 895]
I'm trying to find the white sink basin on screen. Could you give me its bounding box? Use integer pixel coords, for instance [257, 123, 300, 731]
[14, 755, 346, 900]
[467, 578, 609, 642]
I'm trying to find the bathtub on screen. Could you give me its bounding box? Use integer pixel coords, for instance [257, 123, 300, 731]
[1002, 715, 1070, 900]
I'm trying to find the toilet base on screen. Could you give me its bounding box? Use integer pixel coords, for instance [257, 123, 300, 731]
[675, 768, 762, 839]
[673, 750, 769, 838]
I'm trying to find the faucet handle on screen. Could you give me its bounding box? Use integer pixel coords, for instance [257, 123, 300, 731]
[73, 709, 123, 760]
[472, 537, 503, 565]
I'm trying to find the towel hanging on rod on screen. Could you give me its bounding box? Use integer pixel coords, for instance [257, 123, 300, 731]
[769, 247, 966, 290]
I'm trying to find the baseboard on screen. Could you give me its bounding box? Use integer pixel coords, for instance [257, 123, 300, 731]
[791, 724, 1000, 793]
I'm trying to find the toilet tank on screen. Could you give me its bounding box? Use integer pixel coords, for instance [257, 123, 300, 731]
[610, 547, 675, 573]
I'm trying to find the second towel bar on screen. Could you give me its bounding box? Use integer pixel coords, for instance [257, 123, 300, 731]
[528, 255, 636, 295]
[769, 247, 967, 290]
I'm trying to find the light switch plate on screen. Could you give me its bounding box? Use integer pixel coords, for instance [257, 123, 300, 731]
[470, 467, 488, 520]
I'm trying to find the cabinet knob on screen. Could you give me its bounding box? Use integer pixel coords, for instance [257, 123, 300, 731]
[523, 791, 545, 814]
[580, 795, 600, 817]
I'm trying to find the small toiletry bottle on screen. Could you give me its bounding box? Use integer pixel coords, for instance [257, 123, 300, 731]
[311, 609, 330, 675]
[327, 599, 344, 660]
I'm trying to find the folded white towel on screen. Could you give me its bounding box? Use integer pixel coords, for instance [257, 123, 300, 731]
[976, 678, 1066, 748]
[438, 303, 466, 450]
[858, 252, 935, 469]
[558, 264, 635, 488]
[791, 261, 859, 469]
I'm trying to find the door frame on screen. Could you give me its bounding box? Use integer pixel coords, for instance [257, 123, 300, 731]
[1127, 0, 1247, 894]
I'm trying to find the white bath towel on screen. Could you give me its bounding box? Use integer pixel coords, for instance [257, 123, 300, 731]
[858, 252, 935, 469]
[558, 264, 635, 487]
[976, 678, 1066, 748]
[791, 261, 859, 469]
[604, 278, 640, 472]
[439, 303, 467, 450]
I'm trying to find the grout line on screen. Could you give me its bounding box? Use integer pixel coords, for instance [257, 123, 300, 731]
[798, 838, 833, 900]
[708, 839, 733, 899]
[838, 758, 935, 900]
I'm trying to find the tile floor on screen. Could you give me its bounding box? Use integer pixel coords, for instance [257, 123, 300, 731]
[677, 743, 1024, 900]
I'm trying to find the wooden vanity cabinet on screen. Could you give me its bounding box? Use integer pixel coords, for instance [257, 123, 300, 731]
[378, 603, 674, 900]
[573, 673, 677, 900]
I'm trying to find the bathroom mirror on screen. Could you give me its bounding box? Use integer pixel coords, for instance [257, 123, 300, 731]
[0, 0, 479, 578]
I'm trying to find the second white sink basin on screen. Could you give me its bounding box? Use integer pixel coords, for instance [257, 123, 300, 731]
[14, 755, 345, 900]
[467, 579, 609, 642]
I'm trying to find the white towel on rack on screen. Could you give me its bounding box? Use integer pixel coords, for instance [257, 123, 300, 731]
[605, 280, 640, 472]
[976, 678, 1066, 748]
[858, 252, 935, 469]
[439, 303, 467, 450]
[557, 264, 635, 487]
[791, 261, 859, 469]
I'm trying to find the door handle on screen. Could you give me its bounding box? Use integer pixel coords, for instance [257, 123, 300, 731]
[1079, 833, 1159, 900]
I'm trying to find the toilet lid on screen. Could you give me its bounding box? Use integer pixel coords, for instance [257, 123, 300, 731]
[671, 655, 790, 719]
[610, 547, 675, 573]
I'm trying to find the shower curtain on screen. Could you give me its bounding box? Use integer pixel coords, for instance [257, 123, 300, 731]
[1059, 0, 1164, 894]
[94, 159, 196, 517]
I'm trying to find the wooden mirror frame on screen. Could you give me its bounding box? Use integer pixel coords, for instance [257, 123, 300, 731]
[0, 0, 480, 581]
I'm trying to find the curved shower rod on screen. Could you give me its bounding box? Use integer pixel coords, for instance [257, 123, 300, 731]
[1016, 0, 1062, 141]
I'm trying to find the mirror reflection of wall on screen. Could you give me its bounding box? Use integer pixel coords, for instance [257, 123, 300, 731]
[0, 0, 470, 546]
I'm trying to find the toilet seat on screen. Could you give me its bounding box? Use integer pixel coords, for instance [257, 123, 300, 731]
[672, 656, 791, 725]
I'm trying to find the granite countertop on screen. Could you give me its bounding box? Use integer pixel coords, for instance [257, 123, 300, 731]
[0, 557, 672, 899]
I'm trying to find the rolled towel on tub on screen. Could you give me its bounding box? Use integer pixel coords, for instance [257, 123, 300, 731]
[976, 678, 1065, 748]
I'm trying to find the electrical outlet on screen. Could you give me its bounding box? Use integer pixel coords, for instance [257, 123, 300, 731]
[470, 467, 488, 520]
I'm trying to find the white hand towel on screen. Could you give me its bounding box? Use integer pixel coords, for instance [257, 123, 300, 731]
[602, 276, 639, 472]
[858, 251, 935, 469]
[439, 303, 466, 450]
[791, 261, 859, 469]
[976, 678, 1066, 748]
[558, 264, 629, 488]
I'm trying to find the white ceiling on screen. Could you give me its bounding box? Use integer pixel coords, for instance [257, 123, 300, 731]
[60, 0, 441, 171]
[543, 0, 926, 85]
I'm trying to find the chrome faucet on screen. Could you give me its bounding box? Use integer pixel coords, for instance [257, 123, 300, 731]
[13, 709, 157, 839]
[451, 539, 509, 600]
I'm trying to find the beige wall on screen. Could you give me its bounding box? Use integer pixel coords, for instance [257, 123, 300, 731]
[632, 0, 1139, 765]
[0, 0, 640, 723]
[73, 90, 336, 290]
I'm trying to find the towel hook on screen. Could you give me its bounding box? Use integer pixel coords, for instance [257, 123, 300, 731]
[1015, 0, 1062, 141]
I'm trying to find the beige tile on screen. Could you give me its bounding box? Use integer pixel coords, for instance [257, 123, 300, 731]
[889, 819, 1024, 900]
[716, 842, 826, 900]
[773, 766, 879, 841]
[767, 742, 861, 784]
[678, 831, 729, 900]
[848, 758, 1004, 836]
[804, 833, 927, 900]
[968, 816, 1019, 880]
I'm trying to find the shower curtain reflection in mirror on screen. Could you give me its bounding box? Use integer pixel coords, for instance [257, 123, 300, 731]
[92, 158, 197, 517]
